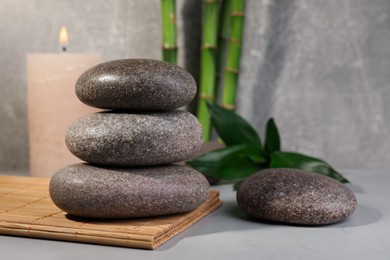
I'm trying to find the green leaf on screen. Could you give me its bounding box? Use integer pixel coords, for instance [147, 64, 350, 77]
[264, 118, 281, 155]
[233, 180, 243, 191]
[207, 103, 262, 147]
[186, 144, 266, 180]
[269, 151, 349, 183]
[246, 153, 267, 164]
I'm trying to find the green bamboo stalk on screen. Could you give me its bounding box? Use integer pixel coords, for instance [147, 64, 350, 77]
[161, 0, 177, 64]
[197, 0, 220, 141]
[221, 0, 245, 110]
[215, 0, 231, 98]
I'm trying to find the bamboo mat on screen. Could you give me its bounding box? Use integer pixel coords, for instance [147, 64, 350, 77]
[0, 175, 222, 249]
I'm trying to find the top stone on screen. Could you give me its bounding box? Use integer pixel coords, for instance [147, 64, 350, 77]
[75, 59, 197, 110]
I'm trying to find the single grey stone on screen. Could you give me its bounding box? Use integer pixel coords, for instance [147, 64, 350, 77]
[49, 163, 210, 218]
[236, 168, 357, 225]
[75, 59, 197, 110]
[66, 110, 203, 166]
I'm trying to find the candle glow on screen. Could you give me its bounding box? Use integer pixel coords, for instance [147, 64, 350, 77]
[59, 26, 69, 51]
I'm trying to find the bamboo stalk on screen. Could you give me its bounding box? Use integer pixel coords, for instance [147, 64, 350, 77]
[215, 0, 231, 99]
[221, 0, 245, 110]
[161, 0, 177, 64]
[198, 0, 220, 141]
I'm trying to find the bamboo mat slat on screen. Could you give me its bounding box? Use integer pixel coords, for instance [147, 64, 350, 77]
[0, 175, 222, 249]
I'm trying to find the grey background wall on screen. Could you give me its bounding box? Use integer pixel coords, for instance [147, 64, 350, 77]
[0, 0, 389, 173]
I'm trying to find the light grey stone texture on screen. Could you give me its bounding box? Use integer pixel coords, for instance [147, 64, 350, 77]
[65, 110, 203, 166]
[49, 163, 210, 218]
[237, 168, 357, 225]
[1, 0, 390, 172]
[76, 59, 197, 110]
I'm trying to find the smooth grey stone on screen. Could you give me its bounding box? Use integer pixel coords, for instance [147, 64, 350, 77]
[65, 110, 202, 166]
[236, 168, 357, 225]
[75, 59, 197, 110]
[49, 163, 210, 218]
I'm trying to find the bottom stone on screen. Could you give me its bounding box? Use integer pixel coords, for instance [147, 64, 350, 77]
[49, 163, 210, 218]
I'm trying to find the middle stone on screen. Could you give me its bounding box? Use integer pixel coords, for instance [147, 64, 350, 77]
[66, 110, 203, 166]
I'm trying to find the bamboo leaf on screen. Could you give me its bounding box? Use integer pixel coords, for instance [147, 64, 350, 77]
[233, 180, 243, 190]
[207, 103, 262, 146]
[246, 153, 267, 164]
[186, 144, 265, 180]
[270, 151, 349, 183]
[264, 118, 281, 155]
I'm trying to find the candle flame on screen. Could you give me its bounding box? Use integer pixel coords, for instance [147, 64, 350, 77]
[59, 26, 68, 51]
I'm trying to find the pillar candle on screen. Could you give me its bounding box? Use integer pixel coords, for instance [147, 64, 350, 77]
[27, 53, 101, 177]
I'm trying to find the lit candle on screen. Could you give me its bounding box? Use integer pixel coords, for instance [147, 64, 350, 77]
[27, 26, 101, 177]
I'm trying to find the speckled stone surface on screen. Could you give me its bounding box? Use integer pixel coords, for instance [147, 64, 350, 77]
[75, 59, 197, 110]
[49, 163, 210, 218]
[236, 168, 357, 225]
[65, 110, 202, 166]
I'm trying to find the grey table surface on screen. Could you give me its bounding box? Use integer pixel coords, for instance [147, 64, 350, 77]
[0, 169, 389, 260]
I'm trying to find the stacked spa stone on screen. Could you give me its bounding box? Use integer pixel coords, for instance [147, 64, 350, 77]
[49, 59, 209, 218]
